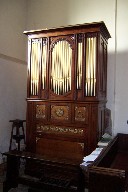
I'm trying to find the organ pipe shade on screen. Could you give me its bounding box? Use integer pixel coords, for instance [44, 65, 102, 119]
[28, 38, 47, 96]
[77, 36, 96, 96]
[85, 37, 96, 96]
[51, 40, 72, 95]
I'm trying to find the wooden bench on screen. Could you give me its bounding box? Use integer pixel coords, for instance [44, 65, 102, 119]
[3, 150, 85, 192]
[88, 133, 128, 192]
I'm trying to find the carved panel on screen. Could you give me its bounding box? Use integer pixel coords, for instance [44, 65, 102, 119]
[36, 124, 84, 136]
[36, 104, 45, 119]
[75, 106, 88, 124]
[51, 105, 69, 121]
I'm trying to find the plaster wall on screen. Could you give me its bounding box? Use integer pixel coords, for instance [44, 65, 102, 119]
[0, 0, 27, 162]
[0, 0, 128, 162]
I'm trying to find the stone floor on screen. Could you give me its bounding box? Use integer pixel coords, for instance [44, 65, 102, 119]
[0, 163, 88, 192]
[0, 183, 89, 192]
[8, 185, 28, 192]
[0, 183, 3, 192]
[0, 183, 28, 192]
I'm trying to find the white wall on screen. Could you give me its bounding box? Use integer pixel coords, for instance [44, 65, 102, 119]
[0, 0, 27, 60]
[114, 0, 128, 134]
[0, 0, 128, 161]
[0, 0, 27, 162]
[0, 58, 27, 151]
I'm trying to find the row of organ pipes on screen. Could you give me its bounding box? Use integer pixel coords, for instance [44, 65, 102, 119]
[51, 40, 72, 95]
[28, 35, 96, 97]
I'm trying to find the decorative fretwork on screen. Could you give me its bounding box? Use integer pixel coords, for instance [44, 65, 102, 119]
[36, 104, 45, 119]
[75, 106, 88, 123]
[36, 137, 41, 143]
[51, 105, 69, 120]
[78, 143, 84, 150]
[36, 125, 84, 136]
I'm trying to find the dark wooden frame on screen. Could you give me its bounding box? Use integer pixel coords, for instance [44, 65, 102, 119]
[88, 133, 128, 192]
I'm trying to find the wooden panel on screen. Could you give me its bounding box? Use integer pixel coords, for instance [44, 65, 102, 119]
[51, 105, 69, 121]
[36, 104, 46, 119]
[50, 103, 71, 123]
[74, 105, 89, 124]
[36, 138, 84, 162]
[26, 102, 36, 152]
[35, 102, 49, 123]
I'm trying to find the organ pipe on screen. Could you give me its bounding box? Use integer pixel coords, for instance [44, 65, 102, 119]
[85, 37, 96, 96]
[29, 36, 96, 97]
[51, 40, 72, 95]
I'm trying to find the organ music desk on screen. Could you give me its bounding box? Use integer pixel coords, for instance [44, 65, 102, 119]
[3, 150, 85, 192]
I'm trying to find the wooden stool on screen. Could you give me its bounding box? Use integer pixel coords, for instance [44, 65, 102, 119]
[9, 119, 26, 151]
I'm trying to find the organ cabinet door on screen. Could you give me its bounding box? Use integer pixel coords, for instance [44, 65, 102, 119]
[24, 22, 111, 162]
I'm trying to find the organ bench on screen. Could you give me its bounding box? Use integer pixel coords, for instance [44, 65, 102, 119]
[3, 150, 85, 192]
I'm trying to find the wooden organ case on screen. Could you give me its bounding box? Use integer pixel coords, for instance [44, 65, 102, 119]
[24, 22, 111, 191]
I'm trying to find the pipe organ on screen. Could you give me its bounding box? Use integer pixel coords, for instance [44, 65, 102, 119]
[24, 22, 110, 191]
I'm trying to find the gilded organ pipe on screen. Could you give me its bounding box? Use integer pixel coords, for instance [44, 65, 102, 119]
[51, 40, 72, 95]
[77, 42, 82, 89]
[85, 37, 96, 96]
[42, 39, 47, 90]
[29, 36, 96, 97]
[30, 39, 41, 96]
